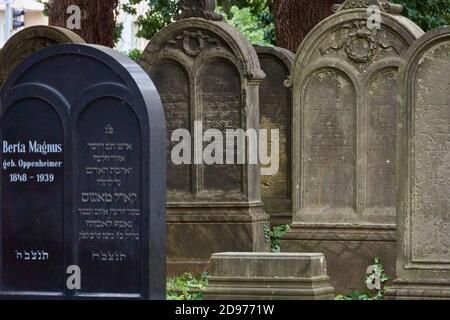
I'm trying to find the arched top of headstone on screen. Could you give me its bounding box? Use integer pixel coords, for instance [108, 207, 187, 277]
[253, 45, 294, 72]
[287, 1, 423, 86]
[176, 0, 224, 21]
[2, 44, 163, 123]
[142, 17, 265, 80]
[0, 25, 85, 87]
[401, 26, 450, 77]
[332, 0, 403, 14]
[394, 26, 450, 289]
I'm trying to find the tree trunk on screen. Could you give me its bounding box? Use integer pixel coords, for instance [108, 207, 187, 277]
[47, 0, 119, 47]
[273, 0, 342, 52]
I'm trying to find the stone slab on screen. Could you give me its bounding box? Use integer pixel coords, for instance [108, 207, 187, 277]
[204, 252, 335, 300]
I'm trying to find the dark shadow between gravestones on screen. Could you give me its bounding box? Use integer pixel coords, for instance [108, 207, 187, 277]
[0, 44, 166, 300]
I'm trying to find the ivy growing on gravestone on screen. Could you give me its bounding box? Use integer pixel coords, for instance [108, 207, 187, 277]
[335, 257, 391, 300]
[265, 224, 291, 253]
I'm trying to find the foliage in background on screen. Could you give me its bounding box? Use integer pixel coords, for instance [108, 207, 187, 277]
[219, 0, 275, 45]
[265, 224, 290, 252]
[40, 1, 449, 48]
[114, 22, 124, 46]
[128, 48, 143, 61]
[218, 0, 272, 15]
[122, 0, 275, 44]
[121, 0, 450, 48]
[217, 6, 274, 45]
[392, 0, 450, 31]
[36, 0, 49, 15]
[122, 0, 180, 40]
[167, 272, 208, 300]
[335, 257, 390, 300]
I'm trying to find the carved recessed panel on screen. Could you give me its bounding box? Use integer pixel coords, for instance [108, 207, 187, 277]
[150, 63, 191, 197]
[302, 69, 355, 209]
[200, 61, 243, 196]
[367, 69, 397, 210]
[411, 41, 450, 263]
[259, 56, 290, 200]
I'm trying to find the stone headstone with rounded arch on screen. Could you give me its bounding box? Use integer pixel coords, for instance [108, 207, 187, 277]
[0, 25, 85, 87]
[139, 0, 268, 274]
[254, 45, 294, 226]
[281, 0, 424, 293]
[386, 26, 450, 300]
[0, 44, 166, 299]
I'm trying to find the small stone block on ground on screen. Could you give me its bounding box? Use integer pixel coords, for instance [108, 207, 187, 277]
[204, 252, 335, 300]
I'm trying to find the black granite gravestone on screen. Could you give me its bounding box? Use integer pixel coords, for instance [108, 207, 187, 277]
[0, 44, 166, 299]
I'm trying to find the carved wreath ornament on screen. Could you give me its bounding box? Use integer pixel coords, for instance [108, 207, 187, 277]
[167, 30, 220, 57]
[320, 21, 399, 63]
[182, 31, 206, 56]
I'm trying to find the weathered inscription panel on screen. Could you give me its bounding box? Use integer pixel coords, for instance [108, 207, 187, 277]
[138, 2, 268, 276]
[200, 61, 242, 195]
[1, 98, 65, 293]
[150, 63, 191, 195]
[76, 98, 141, 294]
[259, 56, 290, 200]
[303, 69, 355, 209]
[411, 41, 450, 262]
[367, 69, 397, 209]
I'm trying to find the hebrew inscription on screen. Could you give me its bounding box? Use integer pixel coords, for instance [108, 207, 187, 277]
[302, 69, 355, 209]
[412, 42, 450, 262]
[76, 97, 142, 293]
[200, 61, 242, 195]
[151, 63, 191, 196]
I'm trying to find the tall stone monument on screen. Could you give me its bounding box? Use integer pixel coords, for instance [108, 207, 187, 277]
[139, 0, 268, 274]
[281, 0, 423, 293]
[0, 25, 85, 87]
[0, 44, 166, 299]
[386, 27, 450, 300]
[254, 45, 294, 226]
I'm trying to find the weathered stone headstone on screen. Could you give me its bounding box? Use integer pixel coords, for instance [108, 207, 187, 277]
[0, 44, 166, 299]
[139, 0, 268, 274]
[254, 45, 294, 226]
[205, 252, 335, 300]
[386, 27, 450, 300]
[281, 0, 423, 293]
[0, 25, 85, 87]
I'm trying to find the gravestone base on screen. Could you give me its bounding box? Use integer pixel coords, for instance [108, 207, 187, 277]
[204, 252, 335, 300]
[167, 206, 268, 275]
[267, 212, 292, 227]
[281, 223, 396, 294]
[385, 281, 450, 300]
